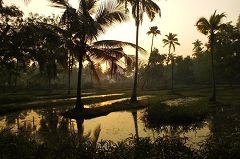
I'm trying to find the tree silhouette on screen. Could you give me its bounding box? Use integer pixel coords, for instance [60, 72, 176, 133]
[192, 39, 204, 57]
[162, 33, 180, 91]
[196, 10, 226, 101]
[118, 0, 161, 102]
[49, 0, 145, 110]
[147, 26, 160, 53]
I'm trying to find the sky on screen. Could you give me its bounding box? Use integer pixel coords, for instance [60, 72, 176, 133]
[3, 0, 240, 59]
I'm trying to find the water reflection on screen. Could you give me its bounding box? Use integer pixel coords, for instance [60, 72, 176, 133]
[1, 97, 240, 157]
[131, 111, 139, 139]
[0, 104, 210, 147]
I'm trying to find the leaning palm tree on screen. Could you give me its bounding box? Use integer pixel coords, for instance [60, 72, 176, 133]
[162, 33, 180, 91]
[49, 0, 146, 110]
[118, 0, 161, 102]
[196, 10, 226, 101]
[147, 26, 160, 53]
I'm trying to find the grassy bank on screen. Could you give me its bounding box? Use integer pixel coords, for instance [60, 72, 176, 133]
[143, 98, 209, 127]
[0, 86, 239, 115]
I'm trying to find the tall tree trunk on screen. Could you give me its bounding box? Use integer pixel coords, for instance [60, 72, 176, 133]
[76, 52, 84, 110]
[150, 34, 154, 53]
[130, 0, 140, 102]
[171, 57, 174, 91]
[90, 69, 93, 88]
[168, 45, 171, 90]
[76, 119, 84, 138]
[141, 34, 154, 90]
[210, 34, 216, 101]
[67, 50, 71, 94]
[14, 58, 19, 91]
[48, 76, 51, 90]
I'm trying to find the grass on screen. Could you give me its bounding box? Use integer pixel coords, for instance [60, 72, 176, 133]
[2, 125, 240, 159]
[0, 93, 129, 115]
[0, 128, 199, 159]
[143, 98, 209, 128]
[0, 86, 239, 116]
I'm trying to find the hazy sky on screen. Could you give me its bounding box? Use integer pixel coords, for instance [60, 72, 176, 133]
[4, 0, 240, 58]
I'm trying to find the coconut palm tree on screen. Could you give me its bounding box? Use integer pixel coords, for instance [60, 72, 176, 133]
[147, 26, 160, 53]
[192, 39, 204, 57]
[141, 26, 160, 90]
[118, 0, 161, 102]
[196, 10, 226, 101]
[162, 33, 180, 91]
[48, 0, 146, 110]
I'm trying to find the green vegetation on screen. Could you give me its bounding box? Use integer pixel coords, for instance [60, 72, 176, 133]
[143, 99, 209, 126]
[0, 128, 199, 159]
[1, 0, 240, 158]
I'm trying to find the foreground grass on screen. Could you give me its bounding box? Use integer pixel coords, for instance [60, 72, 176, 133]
[1, 126, 240, 159]
[0, 128, 198, 159]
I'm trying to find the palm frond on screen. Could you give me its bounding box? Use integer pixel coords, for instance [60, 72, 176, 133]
[85, 54, 100, 83]
[95, 0, 128, 33]
[87, 47, 118, 62]
[174, 41, 180, 46]
[78, 0, 98, 15]
[144, 0, 161, 21]
[48, 0, 69, 8]
[196, 17, 210, 35]
[92, 40, 147, 54]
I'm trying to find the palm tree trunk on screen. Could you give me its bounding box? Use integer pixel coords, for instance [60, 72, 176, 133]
[130, 0, 140, 102]
[171, 57, 174, 91]
[48, 75, 51, 90]
[67, 51, 71, 94]
[14, 58, 19, 91]
[168, 45, 172, 90]
[150, 34, 154, 53]
[76, 53, 84, 110]
[90, 69, 93, 88]
[210, 34, 216, 101]
[76, 119, 84, 138]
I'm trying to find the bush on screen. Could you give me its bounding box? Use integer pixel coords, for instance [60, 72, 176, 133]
[143, 98, 209, 127]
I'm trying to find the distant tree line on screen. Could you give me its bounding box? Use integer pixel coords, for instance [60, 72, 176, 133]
[0, 1, 239, 95]
[139, 17, 240, 89]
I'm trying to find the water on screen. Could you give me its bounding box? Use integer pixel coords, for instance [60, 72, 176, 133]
[0, 97, 210, 148]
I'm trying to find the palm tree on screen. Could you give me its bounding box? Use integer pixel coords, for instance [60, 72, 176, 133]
[192, 39, 204, 57]
[118, 0, 161, 102]
[141, 26, 160, 89]
[49, 0, 145, 110]
[147, 26, 160, 53]
[196, 10, 226, 101]
[162, 33, 180, 91]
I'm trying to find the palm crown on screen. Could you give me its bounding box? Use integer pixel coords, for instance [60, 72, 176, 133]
[196, 10, 226, 36]
[147, 26, 160, 36]
[48, 0, 147, 108]
[195, 10, 226, 102]
[147, 26, 160, 53]
[162, 33, 180, 52]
